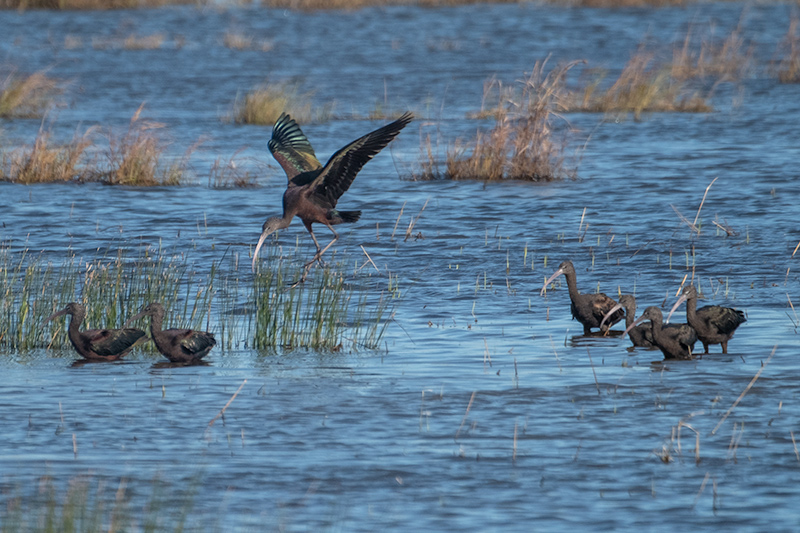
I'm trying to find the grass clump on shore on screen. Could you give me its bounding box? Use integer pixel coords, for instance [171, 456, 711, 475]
[0, 70, 60, 119]
[416, 60, 580, 182]
[232, 81, 331, 126]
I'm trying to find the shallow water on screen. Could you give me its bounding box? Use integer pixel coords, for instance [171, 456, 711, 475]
[2, 2, 800, 531]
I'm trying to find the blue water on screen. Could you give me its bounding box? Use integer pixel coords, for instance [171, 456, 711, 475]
[2, 2, 800, 530]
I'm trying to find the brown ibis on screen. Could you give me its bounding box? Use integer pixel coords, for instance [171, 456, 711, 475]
[46, 302, 146, 361]
[540, 260, 624, 335]
[666, 284, 746, 354]
[600, 294, 655, 348]
[125, 302, 216, 364]
[252, 112, 414, 278]
[624, 306, 697, 360]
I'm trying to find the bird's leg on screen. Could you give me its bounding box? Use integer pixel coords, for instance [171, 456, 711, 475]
[313, 223, 340, 266]
[304, 228, 325, 269]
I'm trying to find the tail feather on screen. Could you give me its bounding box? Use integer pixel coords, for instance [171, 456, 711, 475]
[334, 210, 361, 224]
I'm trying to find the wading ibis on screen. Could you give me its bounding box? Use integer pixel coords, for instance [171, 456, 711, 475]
[252, 112, 414, 278]
[666, 284, 746, 354]
[625, 306, 697, 360]
[125, 302, 215, 364]
[540, 260, 624, 335]
[46, 302, 146, 361]
[600, 294, 655, 348]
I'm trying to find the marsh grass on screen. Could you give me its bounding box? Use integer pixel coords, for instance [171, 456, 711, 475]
[0, 474, 205, 533]
[232, 81, 332, 125]
[776, 18, 800, 83]
[103, 105, 191, 186]
[0, 128, 95, 184]
[208, 151, 263, 188]
[252, 245, 391, 350]
[0, 70, 60, 119]
[572, 49, 712, 118]
[1, 0, 198, 9]
[222, 31, 274, 51]
[416, 59, 580, 182]
[671, 25, 753, 82]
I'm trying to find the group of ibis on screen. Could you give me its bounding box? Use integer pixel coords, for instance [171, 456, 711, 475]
[540, 260, 746, 360]
[45, 112, 746, 363]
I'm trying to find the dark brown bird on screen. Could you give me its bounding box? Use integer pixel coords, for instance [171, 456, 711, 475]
[600, 294, 655, 348]
[252, 112, 414, 277]
[666, 284, 746, 354]
[540, 260, 624, 335]
[125, 303, 215, 364]
[625, 306, 697, 360]
[46, 302, 146, 361]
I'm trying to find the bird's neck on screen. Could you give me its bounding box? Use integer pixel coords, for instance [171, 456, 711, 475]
[149, 313, 164, 336]
[625, 305, 636, 329]
[66, 311, 84, 347]
[684, 296, 698, 326]
[564, 271, 581, 301]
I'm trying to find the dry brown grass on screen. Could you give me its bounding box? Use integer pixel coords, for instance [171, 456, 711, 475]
[1, 0, 197, 9]
[776, 18, 800, 83]
[261, 0, 698, 9]
[0, 70, 60, 119]
[416, 59, 580, 182]
[232, 81, 331, 125]
[103, 105, 190, 186]
[570, 49, 712, 119]
[671, 24, 753, 82]
[0, 128, 95, 184]
[208, 152, 263, 188]
[222, 31, 274, 52]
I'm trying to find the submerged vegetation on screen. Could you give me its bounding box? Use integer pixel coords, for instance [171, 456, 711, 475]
[0, 241, 391, 354]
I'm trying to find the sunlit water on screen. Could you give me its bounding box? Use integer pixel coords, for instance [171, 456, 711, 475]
[1, 3, 800, 530]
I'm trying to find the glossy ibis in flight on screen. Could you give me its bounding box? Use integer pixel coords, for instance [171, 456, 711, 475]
[666, 284, 746, 354]
[46, 302, 146, 361]
[600, 294, 655, 348]
[540, 260, 624, 335]
[624, 306, 697, 360]
[252, 112, 414, 276]
[125, 302, 216, 364]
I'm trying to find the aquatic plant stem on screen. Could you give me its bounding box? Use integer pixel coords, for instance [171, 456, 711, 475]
[711, 346, 776, 435]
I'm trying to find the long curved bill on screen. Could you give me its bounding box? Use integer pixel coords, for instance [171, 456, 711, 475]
[539, 267, 565, 296]
[665, 294, 688, 324]
[124, 310, 146, 328]
[45, 309, 67, 323]
[252, 231, 270, 273]
[622, 315, 647, 338]
[599, 302, 624, 331]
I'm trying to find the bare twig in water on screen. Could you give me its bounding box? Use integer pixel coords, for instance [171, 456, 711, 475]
[455, 391, 476, 441]
[391, 201, 406, 240]
[358, 245, 380, 273]
[692, 472, 711, 509]
[404, 198, 429, 241]
[792, 240, 800, 258]
[671, 204, 699, 234]
[791, 431, 800, 462]
[692, 177, 718, 233]
[586, 348, 601, 396]
[206, 379, 247, 434]
[513, 421, 518, 463]
[712, 346, 776, 435]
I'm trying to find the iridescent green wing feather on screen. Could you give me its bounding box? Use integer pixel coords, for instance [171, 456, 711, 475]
[268, 113, 322, 181]
[89, 328, 146, 356]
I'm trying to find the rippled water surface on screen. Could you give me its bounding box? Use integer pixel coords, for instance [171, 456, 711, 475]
[2, 2, 800, 530]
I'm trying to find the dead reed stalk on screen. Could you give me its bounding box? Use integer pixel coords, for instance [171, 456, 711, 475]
[0, 70, 60, 118]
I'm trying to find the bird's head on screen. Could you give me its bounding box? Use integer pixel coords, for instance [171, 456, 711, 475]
[45, 302, 84, 323]
[125, 302, 164, 327]
[252, 216, 288, 272]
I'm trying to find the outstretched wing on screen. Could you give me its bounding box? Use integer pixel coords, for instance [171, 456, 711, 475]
[268, 113, 323, 180]
[309, 112, 413, 208]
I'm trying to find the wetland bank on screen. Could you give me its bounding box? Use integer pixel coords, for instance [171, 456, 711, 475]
[1, 1, 800, 531]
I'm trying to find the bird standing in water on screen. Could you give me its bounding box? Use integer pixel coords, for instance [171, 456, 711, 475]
[600, 294, 655, 348]
[125, 302, 215, 364]
[46, 302, 146, 361]
[252, 112, 414, 279]
[624, 306, 697, 360]
[666, 284, 746, 354]
[540, 260, 624, 335]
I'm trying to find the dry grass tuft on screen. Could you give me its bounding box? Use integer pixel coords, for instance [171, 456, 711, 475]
[671, 25, 753, 82]
[208, 151, 263, 188]
[123, 33, 166, 50]
[232, 81, 330, 125]
[776, 18, 800, 83]
[571, 49, 712, 119]
[222, 31, 274, 51]
[0, 128, 95, 184]
[103, 105, 190, 186]
[416, 59, 580, 182]
[0, 70, 60, 119]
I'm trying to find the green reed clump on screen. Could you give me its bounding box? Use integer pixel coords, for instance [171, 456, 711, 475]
[252, 248, 391, 350]
[0, 70, 60, 118]
[231, 81, 332, 126]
